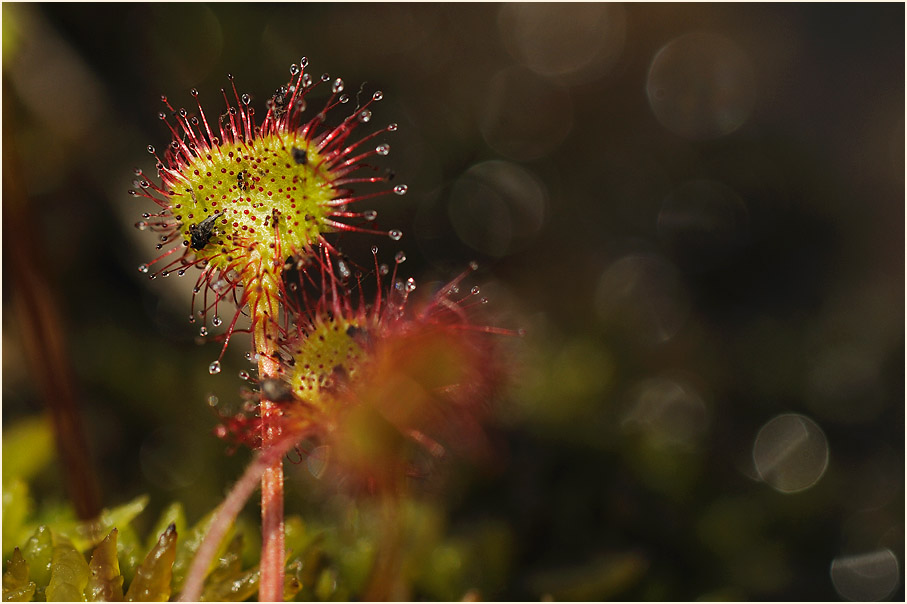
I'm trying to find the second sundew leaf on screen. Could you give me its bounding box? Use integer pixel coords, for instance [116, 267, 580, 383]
[84, 529, 124, 602]
[45, 538, 90, 602]
[22, 525, 52, 600]
[124, 523, 177, 602]
[2, 548, 36, 602]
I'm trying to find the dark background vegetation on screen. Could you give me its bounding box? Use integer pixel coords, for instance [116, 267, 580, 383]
[3, 3, 903, 600]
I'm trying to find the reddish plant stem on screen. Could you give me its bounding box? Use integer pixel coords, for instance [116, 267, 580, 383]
[178, 431, 299, 602]
[258, 349, 285, 602]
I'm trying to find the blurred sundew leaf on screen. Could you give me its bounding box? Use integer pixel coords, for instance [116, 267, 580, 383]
[2, 478, 31, 560]
[85, 529, 124, 601]
[336, 536, 376, 596]
[2, 548, 36, 602]
[2, 417, 55, 486]
[46, 538, 90, 602]
[124, 523, 177, 602]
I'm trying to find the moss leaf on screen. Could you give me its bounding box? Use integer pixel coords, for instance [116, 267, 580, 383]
[124, 523, 177, 602]
[46, 538, 90, 602]
[2, 479, 31, 561]
[85, 529, 124, 601]
[2, 548, 37, 602]
[22, 525, 52, 600]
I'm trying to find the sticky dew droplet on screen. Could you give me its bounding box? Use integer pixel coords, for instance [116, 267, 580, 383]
[376, 144, 390, 155]
[199, 326, 209, 337]
[373, 91, 384, 101]
[393, 184, 408, 195]
[363, 210, 377, 221]
[388, 229, 403, 241]
[212, 315, 222, 327]
[209, 361, 222, 374]
[394, 251, 406, 264]
[332, 78, 344, 93]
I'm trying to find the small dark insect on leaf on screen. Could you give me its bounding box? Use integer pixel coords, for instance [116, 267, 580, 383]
[189, 213, 219, 250]
[291, 147, 307, 165]
[346, 324, 373, 349]
[237, 170, 249, 191]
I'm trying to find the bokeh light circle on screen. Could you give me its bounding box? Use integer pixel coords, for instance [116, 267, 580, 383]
[752, 414, 829, 493]
[595, 253, 691, 344]
[830, 549, 900, 601]
[657, 179, 750, 272]
[647, 32, 756, 140]
[448, 160, 547, 257]
[498, 3, 626, 84]
[480, 66, 574, 161]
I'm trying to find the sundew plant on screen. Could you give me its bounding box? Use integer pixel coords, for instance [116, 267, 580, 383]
[2, 57, 513, 602]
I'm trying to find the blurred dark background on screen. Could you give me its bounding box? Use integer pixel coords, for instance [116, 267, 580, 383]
[2, 3, 903, 601]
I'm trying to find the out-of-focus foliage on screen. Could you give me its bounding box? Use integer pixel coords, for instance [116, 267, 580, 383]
[1, 421, 503, 601]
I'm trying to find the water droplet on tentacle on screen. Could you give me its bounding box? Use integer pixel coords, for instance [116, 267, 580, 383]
[394, 184, 408, 195]
[208, 361, 222, 374]
[388, 230, 403, 241]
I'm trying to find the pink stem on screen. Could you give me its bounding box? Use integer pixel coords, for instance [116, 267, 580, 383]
[178, 432, 299, 602]
[258, 351, 285, 601]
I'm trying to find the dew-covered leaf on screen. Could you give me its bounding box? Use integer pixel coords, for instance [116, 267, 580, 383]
[46, 538, 90, 602]
[124, 523, 177, 602]
[2, 548, 36, 602]
[85, 529, 123, 602]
